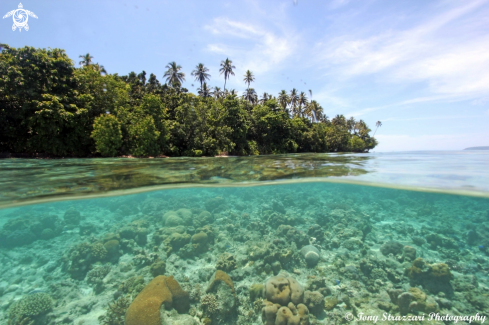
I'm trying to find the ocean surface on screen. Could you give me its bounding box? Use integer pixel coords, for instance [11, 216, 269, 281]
[0, 151, 488, 325]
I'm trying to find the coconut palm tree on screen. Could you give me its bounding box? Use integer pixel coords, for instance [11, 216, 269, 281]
[79, 53, 94, 67]
[298, 92, 308, 117]
[373, 121, 382, 137]
[347, 117, 356, 134]
[198, 82, 213, 98]
[163, 61, 185, 87]
[219, 58, 236, 91]
[303, 105, 314, 122]
[228, 89, 238, 96]
[309, 89, 313, 99]
[259, 92, 271, 104]
[278, 90, 289, 110]
[289, 88, 299, 116]
[90, 63, 106, 75]
[191, 63, 211, 89]
[243, 88, 258, 105]
[332, 114, 347, 128]
[243, 70, 255, 90]
[213, 87, 223, 99]
[307, 100, 322, 122]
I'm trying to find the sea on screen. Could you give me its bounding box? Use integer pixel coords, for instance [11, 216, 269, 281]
[0, 151, 488, 325]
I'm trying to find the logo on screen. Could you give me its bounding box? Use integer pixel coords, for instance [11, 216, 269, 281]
[344, 312, 354, 321]
[3, 3, 38, 32]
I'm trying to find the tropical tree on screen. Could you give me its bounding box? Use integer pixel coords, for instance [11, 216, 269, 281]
[259, 92, 271, 104]
[219, 58, 236, 91]
[93, 63, 107, 75]
[308, 89, 313, 99]
[306, 100, 322, 122]
[289, 88, 299, 116]
[243, 70, 255, 90]
[198, 82, 213, 98]
[213, 87, 223, 99]
[332, 114, 347, 128]
[243, 88, 258, 105]
[373, 121, 382, 137]
[163, 61, 185, 87]
[278, 90, 289, 111]
[79, 53, 93, 67]
[191, 63, 211, 88]
[298, 92, 308, 117]
[347, 117, 356, 134]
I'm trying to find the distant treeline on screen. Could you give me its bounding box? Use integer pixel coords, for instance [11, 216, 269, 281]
[0, 45, 377, 157]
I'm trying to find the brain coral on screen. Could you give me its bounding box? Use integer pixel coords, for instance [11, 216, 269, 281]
[264, 275, 304, 306]
[300, 245, 320, 267]
[125, 275, 189, 325]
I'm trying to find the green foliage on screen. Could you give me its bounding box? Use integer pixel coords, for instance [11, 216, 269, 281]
[349, 135, 366, 152]
[0, 45, 378, 156]
[325, 126, 350, 152]
[92, 114, 122, 156]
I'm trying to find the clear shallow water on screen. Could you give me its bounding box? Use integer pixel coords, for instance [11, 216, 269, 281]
[0, 152, 489, 325]
[1, 151, 488, 208]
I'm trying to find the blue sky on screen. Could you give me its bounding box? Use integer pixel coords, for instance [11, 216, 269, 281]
[1, 0, 488, 151]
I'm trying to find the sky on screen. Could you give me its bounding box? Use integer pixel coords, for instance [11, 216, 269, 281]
[1, 0, 489, 152]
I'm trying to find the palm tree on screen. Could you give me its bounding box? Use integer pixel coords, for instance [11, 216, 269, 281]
[373, 121, 382, 137]
[92, 63, 107, 75]
[79, 53, 94, 67]
[259, 92, 270, 104]
[243, 88, 258, 105]
[309, 89, 313, 99]
[228, 89, 238, 96]
[357, 119, 371, 139]
[332, 114, 347, 128]
[198, 82, 213, 98]
[213, 87, 223, 99]
[347, 117, 356, 134]
[289, 88, 299, 116]
[278, 90, 289, 110]
[298, 92, 308, 117]
[243, 70, 255, 90]
[308, 100, 323, 122]
[163, 61, 185, 87]
[219, 58, 236, 91]
[303, 105, 314, 121]
[191, 63, 211, 89]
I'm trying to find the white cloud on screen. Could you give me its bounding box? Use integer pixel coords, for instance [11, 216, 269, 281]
[348, 94, 464, 117]
[204, 17, 297, 77]
[313, 0, 489, 99]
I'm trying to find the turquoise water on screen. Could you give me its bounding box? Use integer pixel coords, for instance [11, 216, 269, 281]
[1, 152, 489, 324]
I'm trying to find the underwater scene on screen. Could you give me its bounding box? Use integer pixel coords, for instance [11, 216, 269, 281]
[1, 153, 489, 325]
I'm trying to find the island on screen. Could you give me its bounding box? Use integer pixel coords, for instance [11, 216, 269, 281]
[464, 146, 489, 150]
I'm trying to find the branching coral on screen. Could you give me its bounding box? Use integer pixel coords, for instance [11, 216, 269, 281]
[99, 295, 131, 325]
[8, 293, 53, 324]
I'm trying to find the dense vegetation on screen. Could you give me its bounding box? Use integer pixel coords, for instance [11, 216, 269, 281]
[0, 45, 378, 157]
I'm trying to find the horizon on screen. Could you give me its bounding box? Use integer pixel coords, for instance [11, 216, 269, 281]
[1, 0, 488, 152]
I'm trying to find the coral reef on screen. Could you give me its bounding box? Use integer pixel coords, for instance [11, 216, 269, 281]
[8, 293, 53, 324]
[125, 275, 189, 325]
[1, 183, 489, 324]
[300, 245, 320, 267]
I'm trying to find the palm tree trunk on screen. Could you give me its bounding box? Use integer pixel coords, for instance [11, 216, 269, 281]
[224, 78, 227, 91]
[373, 126, 379, 137]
